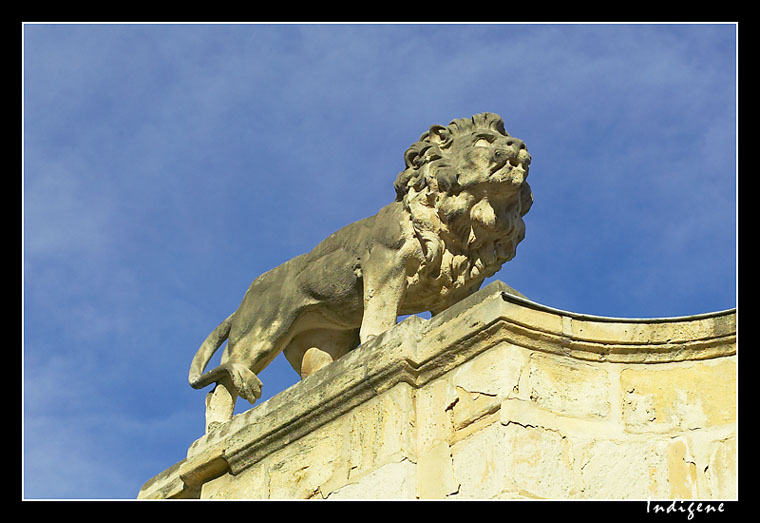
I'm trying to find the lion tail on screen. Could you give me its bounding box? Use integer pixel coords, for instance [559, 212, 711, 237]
[188, 313, 234, 390]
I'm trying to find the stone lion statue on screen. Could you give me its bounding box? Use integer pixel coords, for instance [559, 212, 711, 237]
[189, 112, 533, 431]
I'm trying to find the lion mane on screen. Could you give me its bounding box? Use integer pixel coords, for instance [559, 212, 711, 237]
[393, 112, 533, 311]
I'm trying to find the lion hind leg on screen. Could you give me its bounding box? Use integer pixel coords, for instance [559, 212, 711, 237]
[301, 347, 335, 378]
[284, 328, 359, 379]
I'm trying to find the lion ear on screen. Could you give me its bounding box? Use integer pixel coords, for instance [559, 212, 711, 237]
[428, 125, 451, 145]
[404, 148, 419, 169]
[404, 141, 430, 169]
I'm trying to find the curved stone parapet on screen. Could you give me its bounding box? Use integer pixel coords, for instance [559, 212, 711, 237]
[138, 281, 737, 500]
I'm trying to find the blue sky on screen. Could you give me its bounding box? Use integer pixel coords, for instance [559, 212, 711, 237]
[22, 23, 737, 499]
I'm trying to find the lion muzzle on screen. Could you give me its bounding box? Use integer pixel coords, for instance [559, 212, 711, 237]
[490, 142, 531, 185]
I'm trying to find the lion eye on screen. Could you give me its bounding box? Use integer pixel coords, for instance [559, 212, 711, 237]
[474, 133, 497, 147]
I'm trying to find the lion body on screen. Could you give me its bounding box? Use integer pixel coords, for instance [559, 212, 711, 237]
[189, 113, 533, 430]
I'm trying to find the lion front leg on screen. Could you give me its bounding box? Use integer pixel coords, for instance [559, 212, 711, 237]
[359, 248, 409, 345]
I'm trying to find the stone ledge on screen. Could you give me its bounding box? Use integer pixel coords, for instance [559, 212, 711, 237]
[138, 280, 736, 499]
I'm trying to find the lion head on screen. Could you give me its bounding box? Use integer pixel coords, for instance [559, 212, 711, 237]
[394, 113, 533, 307]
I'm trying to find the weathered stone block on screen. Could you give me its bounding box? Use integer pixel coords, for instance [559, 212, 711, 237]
[524, 352, 611, 419]
[621, 360, 736, 433]
[498, 421, 577, 499]
[413, 378, 455, 454]
[327, 459, 417, 500]
[451, 419, 576, 499]
[577, 438, 675, 499]
[417, 440, 459, 499]
[703, 435, 737, 499]
[345, 382, 417, 481]
[445, 342, 527, 431]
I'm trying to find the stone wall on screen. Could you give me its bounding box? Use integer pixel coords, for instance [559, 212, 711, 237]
[138, 281, 737, 500]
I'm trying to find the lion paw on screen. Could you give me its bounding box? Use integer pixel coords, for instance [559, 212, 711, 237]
[226, 363, 263, 404]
